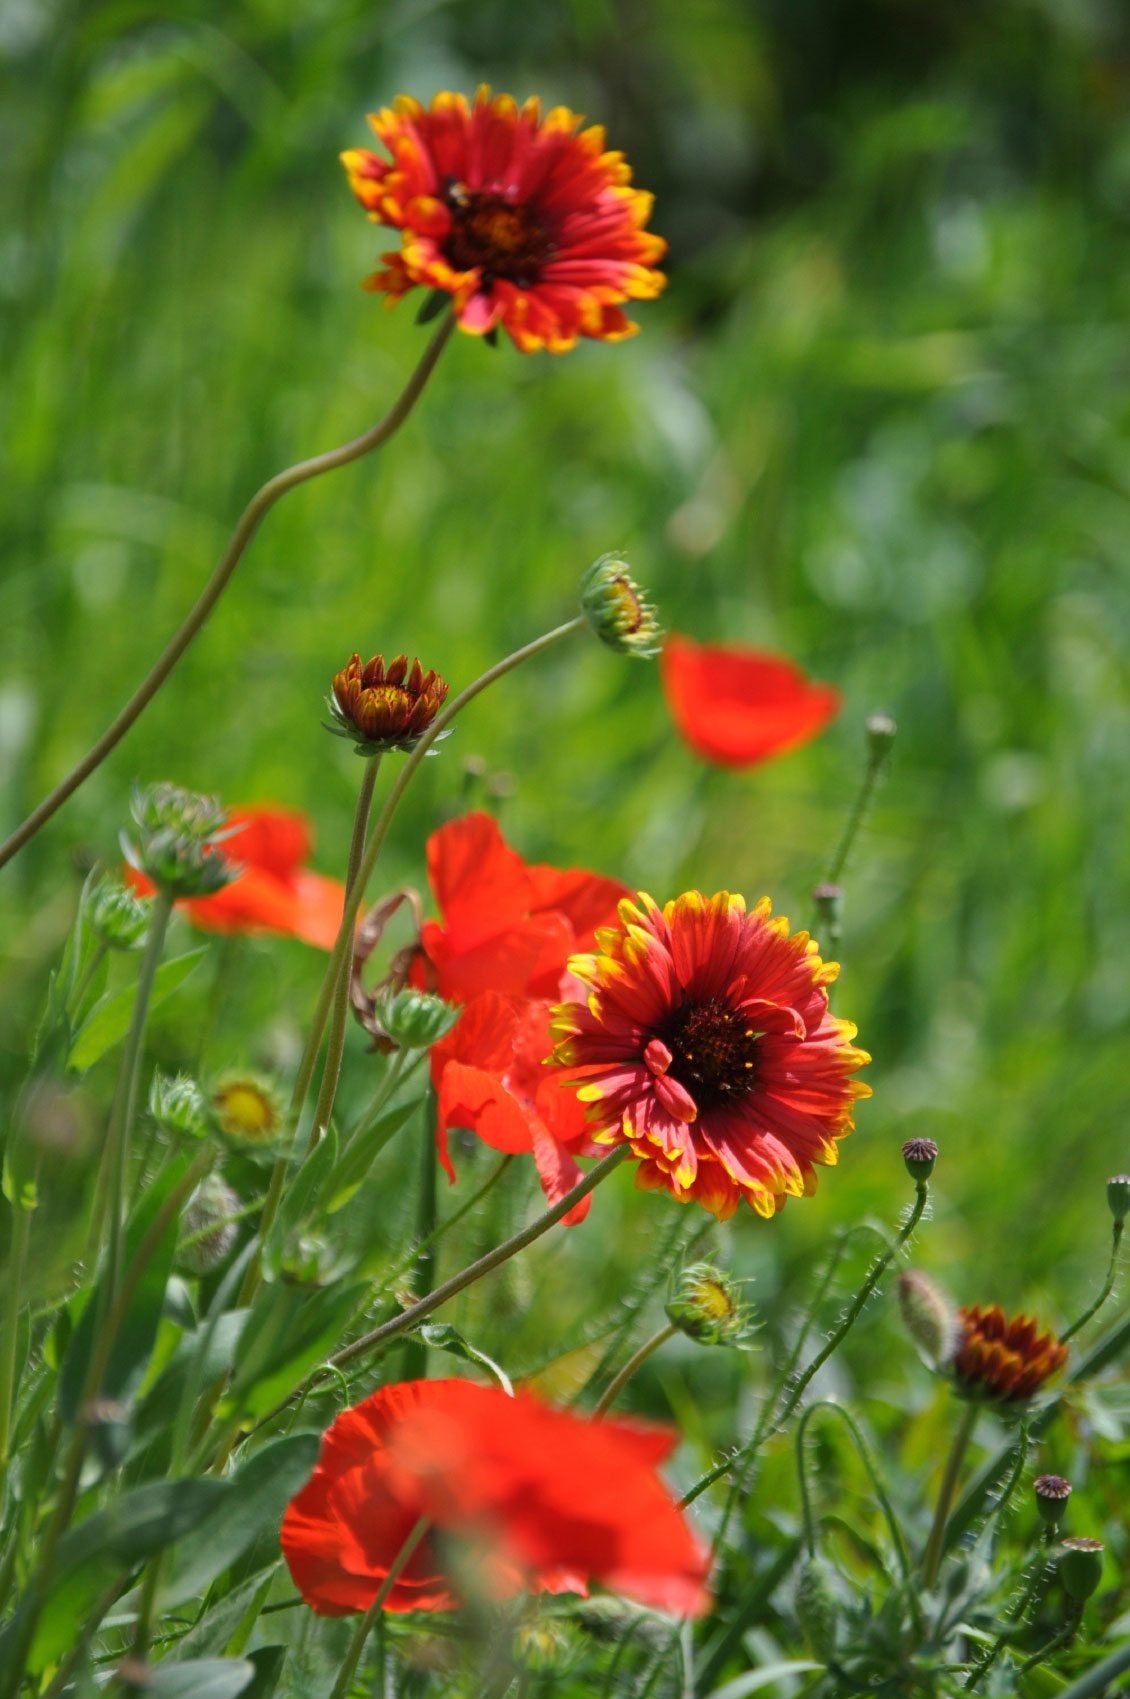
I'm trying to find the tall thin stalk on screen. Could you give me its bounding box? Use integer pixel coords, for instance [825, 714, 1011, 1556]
[0, 315, 454, 871]
[921, 1402, 979, 1588]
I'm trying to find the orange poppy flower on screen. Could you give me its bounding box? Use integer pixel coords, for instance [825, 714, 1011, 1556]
[280, 1379, 710, 1616]
[551, 889, 870, 1221]
[128, 807, 345, 950]
[660, 635, 841, 768]
[341, 87, 666, 353]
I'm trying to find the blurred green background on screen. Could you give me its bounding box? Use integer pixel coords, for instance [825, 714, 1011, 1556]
[2, 0, 1129, 1353]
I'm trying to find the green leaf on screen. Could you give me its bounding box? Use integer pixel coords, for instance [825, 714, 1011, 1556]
[157, 1432, 319, 1606]
[141, 1659, 255, 1699]
[0, 1478, 226, 1673]
[419, 1322, 513, 1394]
[59, 1153, 195, 1422]
[325, 1098, 419, 1214]
[241, 1645, 288, 1699]
[706, 1664, 826, 1699]
[261, 1126, 338, 1278]
[222, 1280, 366, 1422]
[67, 948, 207, 1073]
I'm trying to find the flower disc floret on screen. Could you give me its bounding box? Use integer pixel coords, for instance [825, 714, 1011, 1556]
[550, 890, 870, 1220]
[341, 87, 666, 353]
[329, 652, 449, 754]
[952, 1303, 1067, 1404]
[212, 1073, 283, 1151]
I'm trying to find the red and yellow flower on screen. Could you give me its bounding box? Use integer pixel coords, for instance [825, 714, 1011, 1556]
[342, 88, 666, 353]
[550, 889, 870, 1220]
[952, 1305, 1067, 1403]
[281, 1379, 710, 1616]
[127, 806, 345, 950]
[660, 636, 841, 768]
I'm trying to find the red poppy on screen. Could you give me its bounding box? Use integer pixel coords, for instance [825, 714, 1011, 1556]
[551, 889, 870, 1221]
[280, 1379, 710, 1617]
[128, 807, 345, 949]
[410, 814, 628, 1214]
[341, 88, 666, 353]
[415, 811, 628, 1003]
[660, 635, 841, 768]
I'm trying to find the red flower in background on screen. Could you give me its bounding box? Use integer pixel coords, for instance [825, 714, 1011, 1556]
[341, 87, 666, 353]
[281, 1379, 710, 1617]
[661, 635, 841, 768]
[128, 807, 345, 950]
[411, 812, 628, 1219]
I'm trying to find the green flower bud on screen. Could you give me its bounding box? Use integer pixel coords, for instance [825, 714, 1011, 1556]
[1034, 1474, 1072, 1528]
[376, 987, 459, 1050]
[1058, 1537, 1103, 1602]
[865, 712, 897, 760]
[795, 1557, 840, 1660]
[1106, 1174, 1130, 1224]
[211, 1072, 284, 1155]
[902, 1137, 938, 1182]
[513, 1618, 580, 1676]
[898, 1269, 955, 1368]
[149, 1071, 208, 1141]
[177, 1174, 241, 1276]
[123, 783, 234, 899]
[90, 877, 150, 951]
[666, 1262, 757, 1349]
[580, 554, 662, 658]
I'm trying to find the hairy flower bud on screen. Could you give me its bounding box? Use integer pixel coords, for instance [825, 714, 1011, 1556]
[149, 1071, 208, 1140]
[1034, 1474, 1072, 1527]
[512, 1618, 580, 1676]
[1106, 1174, 1130, 1224]
[580, 554, 662, 657]
[902, 1137, 939, 1182]
[90, 877, 150, 951]
[328, 652, 448, 755]
[1058, 1537, 1103, 1602]
[177, 1174, 241, 1275]
[211, 1072, 284, 1154]
[898, 1269, 956, 1367]
[375, 987, 459, 1050]
[865, 712, 897, 760]
[795, 1557, 840, 1660]
[123, 784, 234, 899]
[666, 1262, 757, 1349]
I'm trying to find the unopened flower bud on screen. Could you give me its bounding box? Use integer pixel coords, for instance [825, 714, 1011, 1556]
[328, 652, 448, 755]
[666, 1262, 757, 1349]
[177, 1174, 241, 1276]
[90, 878, 150, 951]
[865, 712, 897, 761]
[123, 783, 234, 899]
[211, 1072, 283, 1154]
[1106, 1174, 1130, 1224]
[1034, 1474, 1072, 1528]
[795, 1557, 840, 1659]
[375, 987, 459, 1050]
[149, 1071, 208, 1141]
[1058, 1537, 1103, 1602]
[902, 1137, 938, 1182]
[580, 554, 662, 658]
[898, 1269, 956, 1367]
[512, 1618, 579, 1676]
[811, 882, 842, 948]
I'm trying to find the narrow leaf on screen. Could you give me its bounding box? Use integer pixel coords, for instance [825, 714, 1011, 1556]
[142, 1659, 255, 1699]
[67, 948, 206, 1072]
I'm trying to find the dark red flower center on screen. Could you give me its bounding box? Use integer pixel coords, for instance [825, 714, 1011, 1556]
[443, 185, 555, 285]
[658, 999, 759, 1108]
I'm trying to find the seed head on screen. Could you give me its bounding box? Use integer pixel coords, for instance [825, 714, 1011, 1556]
[580, 554, 662, 657]
[1058, 1537, 1103, 1602]
[1033, 1474, 1072, 1527]
[902, 1137, 939, 1182]
[865, 712, 898, 760]
[1106, 1174, 1130, 1224]
[328, 652, 448, 755]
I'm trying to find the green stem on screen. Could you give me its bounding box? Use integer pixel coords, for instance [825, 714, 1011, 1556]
[592, 1322, 677, 1419]
[0, 315, 454, 873]
[823, 728, 893, 889]
[401, 1085, 438, 1382]
[963, 1532, 1054, 1692]
[1060, 1220, 1123, 1344]
[1014, 1602, 1083, 1677]
[0, 1189, 36, 1468]
[328, 1518, 430, 1699]
[794, 1401, 916, 1589]
[921, 1402, 979, 1589]
[104, 888, 174, 1303]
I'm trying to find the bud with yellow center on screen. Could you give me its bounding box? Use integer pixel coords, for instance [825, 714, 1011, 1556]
[666, 1262, 757, 1349]
[580, 554, 662, 657]
[328, 652, 449, 755]
[211, 1072, 284, 1154]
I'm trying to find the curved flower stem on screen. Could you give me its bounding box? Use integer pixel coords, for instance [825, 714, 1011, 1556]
[795, 1401, 917, 1586]
[1060, 1219, 1123, 1344]
[592, 1322, 678, 1418]
[979, 1419, 1031, 1539]
[328, 1517, 431, 1699]
[963, 1531, 1055, 1692]
[921, 1402, 979, 1589]
[822, 725, 894, 890]
[0, 317, 455, 873]
[1014, 1602, 1083, 1677]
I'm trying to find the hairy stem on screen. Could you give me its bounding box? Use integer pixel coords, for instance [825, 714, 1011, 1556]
[328, 1519, 430, 1699]
[921, 1402, 979, 1589]
[1061, 1219, 1123, 1344]
[0, 316, 454, 871]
